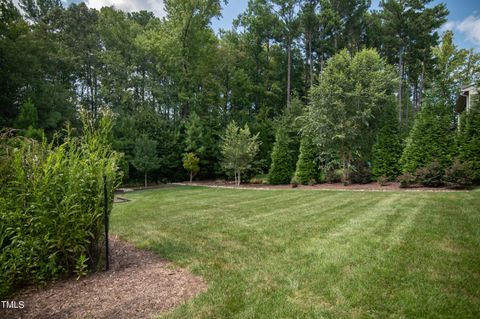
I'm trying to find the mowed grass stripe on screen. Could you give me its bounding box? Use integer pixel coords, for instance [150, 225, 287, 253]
[111, 186, 480, 318]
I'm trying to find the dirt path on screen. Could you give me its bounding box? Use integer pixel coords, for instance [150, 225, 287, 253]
[1, 236, 206, 319]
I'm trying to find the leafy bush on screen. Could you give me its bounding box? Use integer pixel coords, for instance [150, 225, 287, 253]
[397, 173, 416, 188]
[325, 168, 342, 183]
[458, 98, 480, 183]
[0, 110, 120, 298]
[372, 102, 403, 180]
[350, 162, 372, 184]
[294, 136, 319, 184]
[308, 179, 317, 186]
[377, 176, 389, 186]
[400, 102, 454, 173]
[290, 176, 299, 188]
[269, 129, 294, 185]
[249, 177, 264, 184]
[416, 160, 444, 187]
[443, 158, 473, 188]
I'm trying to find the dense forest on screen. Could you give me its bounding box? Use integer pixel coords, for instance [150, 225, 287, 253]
[1, 0, 479, 185]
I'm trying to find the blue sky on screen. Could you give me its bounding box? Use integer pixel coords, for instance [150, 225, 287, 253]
[61, 0, 480, 50]
[210, 0, 479, 51]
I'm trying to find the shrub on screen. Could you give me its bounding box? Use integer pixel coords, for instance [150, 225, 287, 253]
[308, 179, 317, 186]
[416, 160, 444, 187]
[294, 136, 319, 184]
[400, 102, 454, 173]
[290, 176, 299, 188]
[397, 173, 416, 188]
[372, 102, 403, 180]
[325, 168, 342, 183]
[249, 177, 264, 184]
[0, 110, 120, 298]
[377, 175, 389, 186]
[350, 162, 372, 184]
[443, 158, 473, 188]
[269, 129, 294, 185]
[458, 98, 480, 183]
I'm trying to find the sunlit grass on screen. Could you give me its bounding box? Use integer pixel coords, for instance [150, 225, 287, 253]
[112, 186, 480, 318]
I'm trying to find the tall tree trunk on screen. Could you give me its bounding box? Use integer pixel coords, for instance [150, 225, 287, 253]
[238, 171, 241, 186]
[309, 33, 313, 89]
[144, 172, 147, 188]
[190, 172, 193, 182]
[287, 37, 292, 105]
[398, 47, 404, 123]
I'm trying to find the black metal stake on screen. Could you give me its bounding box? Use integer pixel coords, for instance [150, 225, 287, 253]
[104, 174, 109, 271]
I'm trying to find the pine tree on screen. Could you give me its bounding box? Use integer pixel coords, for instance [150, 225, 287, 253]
[371, 101, 403, 180]
[131, 135, 160, 187]
[294, 135, 319, 184]
[269, 128, 294, 184]
[400, 101, 454, 173]
[458, 98, 480, 182]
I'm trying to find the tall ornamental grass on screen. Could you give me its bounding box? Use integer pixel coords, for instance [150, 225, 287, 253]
[0, 110, 121, 297]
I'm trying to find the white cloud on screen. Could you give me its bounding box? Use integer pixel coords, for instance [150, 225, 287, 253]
[85, 0, 165, 17]
[440, 16, 480, 48]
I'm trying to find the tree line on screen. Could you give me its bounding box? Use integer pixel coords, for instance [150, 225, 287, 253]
[1, 0, 479, 185]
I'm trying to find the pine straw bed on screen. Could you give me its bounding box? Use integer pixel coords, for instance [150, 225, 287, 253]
[1, 236, 207, 319]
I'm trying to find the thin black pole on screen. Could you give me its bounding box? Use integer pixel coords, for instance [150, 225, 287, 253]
[104, 174, 109, 271]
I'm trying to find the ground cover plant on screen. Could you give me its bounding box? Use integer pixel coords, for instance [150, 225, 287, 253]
[112, 186, 480, 318]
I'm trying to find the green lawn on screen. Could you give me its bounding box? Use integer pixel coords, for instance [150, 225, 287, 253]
[111, 186, 480, 318]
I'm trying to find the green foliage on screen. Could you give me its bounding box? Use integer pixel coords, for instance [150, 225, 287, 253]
[304, 48, 397, 183]
[400, 102, 454, 173]
[397, 172, 416, 188]
[0, 110, 120, 297]
[415, 160, 444, 187]
[443, 158, 473, 188]
[183, 152, 200, 182]
[15, 99, 38, 129]
[372, 102, 403, 180]
[131, 135, 159, 187]
[294, 135, 319, 184]
[269, 128, 294, 185]
[221, 121, 260, 186]
[458, 99, 480, 182]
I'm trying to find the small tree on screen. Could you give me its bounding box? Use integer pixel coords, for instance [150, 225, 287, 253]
[131, 135, 159, 188]
[458, 97, 480, 182]
[294, 135, 319, 184]
[371, 101, 403, 180]
[183, 152, 200, 182]
[221, 121, 260, 186]
[15, 98, 38, 129]
[400, 101, 454, 173]
[269, 128, 294, 185]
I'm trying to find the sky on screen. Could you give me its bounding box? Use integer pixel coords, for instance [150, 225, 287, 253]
[62, 0, 480, 50]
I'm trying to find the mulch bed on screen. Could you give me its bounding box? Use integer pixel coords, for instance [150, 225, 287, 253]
[176, 180, 471, 192]
[1, 236, 207, 319]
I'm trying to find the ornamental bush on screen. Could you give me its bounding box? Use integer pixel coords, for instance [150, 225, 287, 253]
[371, 102, 403, 180]
[294, 136, 319, 185]
[400, 102, 454, 173]
[0, 110, 120, 298]
[457, 98, 480, 183]
[269, 128, 294, 185]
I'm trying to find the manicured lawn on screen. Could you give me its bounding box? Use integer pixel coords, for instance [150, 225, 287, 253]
[111, 186, 480, 318]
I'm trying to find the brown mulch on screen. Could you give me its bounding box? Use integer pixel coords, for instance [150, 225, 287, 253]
[176, 180, 472, 192]
[1, 236, 207, 319]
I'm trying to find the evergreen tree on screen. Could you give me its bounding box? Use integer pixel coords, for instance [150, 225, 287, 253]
[371, 101, 403, 180]
[131, 135, 160, 187]
[15, 99, 38, 129]
[294, 135, 319, 184]
[269, 128, 294, 184]
[400, 100, 454, 173]
[458, 98, 480, 182]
